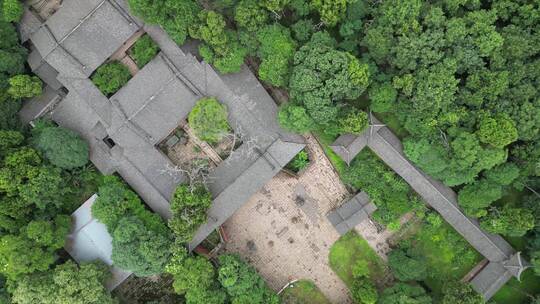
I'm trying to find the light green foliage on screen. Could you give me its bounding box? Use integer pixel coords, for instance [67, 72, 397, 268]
[234, 0, 268, 32]
[388, 248, 427, 281]
[408, 212, 480, 286]
[379, 283, 432, 304]
[309, 0, 352, 26]
[278, 104, 316, 134]
[369, 83, 397, 113]
[477, 114, 518, 148]
[218, 254, 279, 304]
[339, 109, 368, 135]
[128, 0, 200, 44]
[256, 24, 297, 87]
[33, 126, 89, 169]
[480, 206, 535, 237]
[285, 150, 309, 173]
[7, 75, 42, 99]
[130, 35, 159, 68]
[165, 245, 215, 294]
[11, 260, 116, 304]
[25, 215, 70, 249]
[189, 10, 247, 74]
[261, 0, 289, 11]
[168, 183, 212, 243]
[351, 278, 378, 304]
[91, 62, 131, 95]
[188, 97, 230, 144]
[441, 281, 483, 304]
[111, 216, 171, 276]
[2, 0, 23, 22]
[342, 150, 420, 226]
[0, 234, 56, 280]
[280, 280, 331, 304]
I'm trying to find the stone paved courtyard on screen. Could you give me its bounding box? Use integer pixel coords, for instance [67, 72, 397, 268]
[222, 135, 418, 303]
[223, 135, 352, 303]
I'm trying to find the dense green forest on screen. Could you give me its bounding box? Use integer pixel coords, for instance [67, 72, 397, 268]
[0, 0, 539, 303]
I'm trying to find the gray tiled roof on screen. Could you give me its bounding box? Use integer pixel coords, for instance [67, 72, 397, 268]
[326, 192, 376, 235]
[21, 0, 305, 254]
[65, 194, 132, 290]
[30, 0, 140, 77]
[470, 261, 512, 300]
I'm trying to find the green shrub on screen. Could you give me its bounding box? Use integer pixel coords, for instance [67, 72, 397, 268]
[2, 0, 23, 22]
[33, 126, 89, 169]
[342, 150, 421, 226]
[286, 150, 310, 173]
[7, 75, 42, 99]
[168, 183, 212, 243]
[188, 97, 230, 144]
[91, 62, 131, 95]
[130, 35, 159, 68]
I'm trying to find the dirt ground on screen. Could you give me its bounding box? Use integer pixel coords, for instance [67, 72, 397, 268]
[223, 135, 412, 303]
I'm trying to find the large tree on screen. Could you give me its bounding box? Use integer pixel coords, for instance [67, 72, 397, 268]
[168, 183, 212, 243]
[11, 261, 116, 304]
[379, 283, 432, 304]
[33, 125, 89, 170]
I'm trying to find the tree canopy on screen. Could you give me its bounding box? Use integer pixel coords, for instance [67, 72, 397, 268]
[188, 97, 230, 144]
[32, 124, 89, 170]
[168, 183, 212, 243]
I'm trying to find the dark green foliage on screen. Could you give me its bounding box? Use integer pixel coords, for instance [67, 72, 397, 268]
[256, 24, 296, 87]
[188, 97, 230, 144]
[533, 251, 540, 277]
[369, 83, 397, 113]
[218, 254, 279, 304]
[379, 283, 431, 304]
[480, 206, 535, 237]
[25, 215, 70, 249]
[388, 248, 427, 281]
[291, 19, 314, 42]
[441, 281, 483, 304]
[91, 62, 131, 95]
[7, 75, 42, 99]
[342, 150, 420, 227]
[168, 183, 212, 243]
[285, 32, 369, 132]
[285, 150, 309, 173]
[0, 130, 23, 156]
[11, 260, 116, 304]
[0, 99, 21, 130]
[92, 176, 171, 275]
[33, 125, 89, 170]
[111, 216, 172, 276]
[130, 35, 159, 68]
[458, 179, 503, 217]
